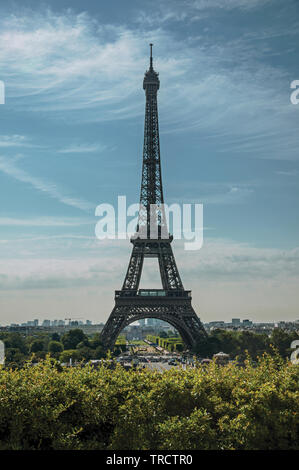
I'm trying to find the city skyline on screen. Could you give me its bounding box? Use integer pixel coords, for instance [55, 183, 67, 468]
[0, 0, 299, 325]
[2, 315, 298, 332]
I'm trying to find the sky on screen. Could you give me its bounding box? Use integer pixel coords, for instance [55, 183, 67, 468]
[0, 0, 299, 326]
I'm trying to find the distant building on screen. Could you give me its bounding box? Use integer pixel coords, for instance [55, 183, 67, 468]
[42, 320, 51, 327]
[209, 321, 225, 328]
[126, 325, 142, 340]
[232, 318, 241, 325]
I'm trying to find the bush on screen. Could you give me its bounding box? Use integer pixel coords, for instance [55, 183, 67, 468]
[0, 353, 298, 450]
[30, 340, 45, 353]
[59, 349, 81, 363]
[48, 341, 64, 355]
[61, 329, 88, 350]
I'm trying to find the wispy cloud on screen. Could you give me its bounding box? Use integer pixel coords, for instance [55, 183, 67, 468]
[176, 238, 299, 281]
[0, 11, 145, 117]
[58, 143, 107, 154]
[190, 0, 273, 11]
[0, 8, 298, 160]
[0, 135, 38, 148]
[0, 154, 94, 211]
[0, 234, 298, 323]
[0, 216, 94, 227]
[275, 169, 298, 177]
[168, 181, 255, 205]
[0, 237, 298, 290]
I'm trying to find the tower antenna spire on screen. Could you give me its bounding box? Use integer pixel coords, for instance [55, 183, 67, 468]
[149, 43, 153, 69]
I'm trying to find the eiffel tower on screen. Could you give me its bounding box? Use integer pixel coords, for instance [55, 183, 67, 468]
[100, 45, 207, 351]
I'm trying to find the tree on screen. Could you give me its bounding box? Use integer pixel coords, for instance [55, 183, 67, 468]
[193, 335, 219, 357]
[30, 340, 45, 353]
[270, 328, 293, 358]
[61, 329, 87, 350]
[159, 331, 168, 338]
[51, 333, 60, 342]
[5, 348, 26, 366]
[89, 333, 103, 349]
[4, 332, 28, 354]
[77, 346, 93, 361]
[59, 349, 81, 363]
[94, 344, 105, 359]
[77, 339, 90, 349]
[237, 331, 270, 360]
[48, 341, 64, 355]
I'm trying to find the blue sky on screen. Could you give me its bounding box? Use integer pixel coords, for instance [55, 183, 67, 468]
[0, 0, 299, 325]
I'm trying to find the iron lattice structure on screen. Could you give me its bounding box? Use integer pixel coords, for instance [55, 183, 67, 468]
[101, 45, 207, 350]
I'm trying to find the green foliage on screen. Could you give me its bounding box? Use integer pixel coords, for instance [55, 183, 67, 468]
[146, 334, 184, 352]
[61, 329, 88, 350]
[115, 335, 126, 344]
[192, 328, 299, 360]
[48, 341, 64, 355]
[94, 344, 105, 359]
[113, 335, 127, 356]
[59, 349, 81, 363]
[0, 353, 297, 450]
[270, 328, 297, 358]
[76, 346, 93, 361]
[89, 333, 102, 349]
[1, 332, 28, 354]
[4, 348, 26, 367]
[30, 340, 45, 353]
[159, 331, 168, 338]
[0, 329, 108, 367]
[51, 333, 60, 342]
[1, 328, 297, 370]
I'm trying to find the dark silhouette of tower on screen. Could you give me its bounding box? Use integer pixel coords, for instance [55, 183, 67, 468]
[100, 45, 206, 350]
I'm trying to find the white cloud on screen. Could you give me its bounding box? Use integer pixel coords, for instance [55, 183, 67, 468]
[167, 181, 256, 205]
[176, 239, 299, 281]
[191, 0, 273, 11]
[0, 216, 94, 227]
[58, 143, 107, 154]
[0, 154, 94, 211]
[0, 236, 298, 288]
[0, 236, 298, 323]
[0, 11, 145, 116]
[275, 170, 298, 177]
[0, 135, 37, 148]
[0, 8, 298, 159]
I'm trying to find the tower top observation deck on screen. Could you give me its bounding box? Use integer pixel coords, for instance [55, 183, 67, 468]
[143, 43, 160, 91]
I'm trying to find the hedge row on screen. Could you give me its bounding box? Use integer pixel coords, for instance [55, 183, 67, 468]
[0, 354, 298, 450]
[146, 335, 184, 352]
